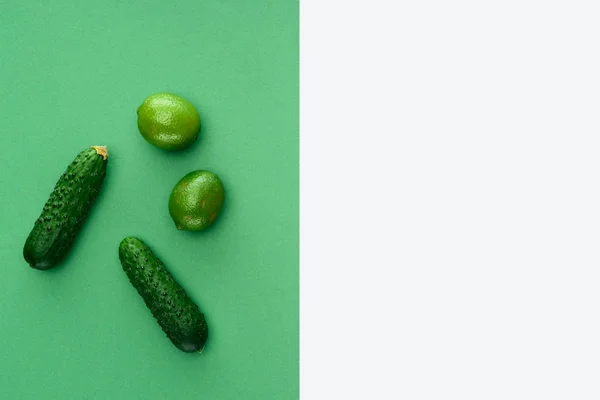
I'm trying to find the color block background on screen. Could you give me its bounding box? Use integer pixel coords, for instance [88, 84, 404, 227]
[0, 1, 298, 398]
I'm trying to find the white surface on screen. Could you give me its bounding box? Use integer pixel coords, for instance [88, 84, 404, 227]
[301, 0, 600, 398]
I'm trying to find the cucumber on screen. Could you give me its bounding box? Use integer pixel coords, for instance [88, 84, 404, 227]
[23, 146, 108, 270]
[118, 236, 209, 353]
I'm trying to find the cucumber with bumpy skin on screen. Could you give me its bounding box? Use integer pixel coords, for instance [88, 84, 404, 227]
[118, 236, 209, 353]
[23, 146, 108, 270]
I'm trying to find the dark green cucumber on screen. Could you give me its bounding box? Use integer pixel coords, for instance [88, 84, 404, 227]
[118, 236, 209, 353]
[23, 146, 108, 270]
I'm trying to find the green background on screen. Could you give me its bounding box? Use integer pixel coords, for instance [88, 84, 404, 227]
[0, 1, 298, 399]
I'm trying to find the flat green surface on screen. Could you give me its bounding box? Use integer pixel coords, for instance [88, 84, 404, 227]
[0, 1, 298, 399]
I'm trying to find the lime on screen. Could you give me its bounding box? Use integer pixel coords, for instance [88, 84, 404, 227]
[169, 170, 225, 231]
[136, 93, 201, 151]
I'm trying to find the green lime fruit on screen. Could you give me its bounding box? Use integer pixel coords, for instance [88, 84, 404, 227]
[169, 170, 225, 231]
[136, 92, 201, 151]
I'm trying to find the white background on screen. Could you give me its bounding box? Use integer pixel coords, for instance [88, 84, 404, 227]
[301, 0, 600, 398]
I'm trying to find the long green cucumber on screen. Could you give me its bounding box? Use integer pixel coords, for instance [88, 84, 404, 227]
[23, 146, 108, 270]
[118, 236, 209, 353]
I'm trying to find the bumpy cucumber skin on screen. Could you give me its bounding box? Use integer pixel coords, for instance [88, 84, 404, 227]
[118, 236, 208, 353]
[23, 147, 108, 270]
